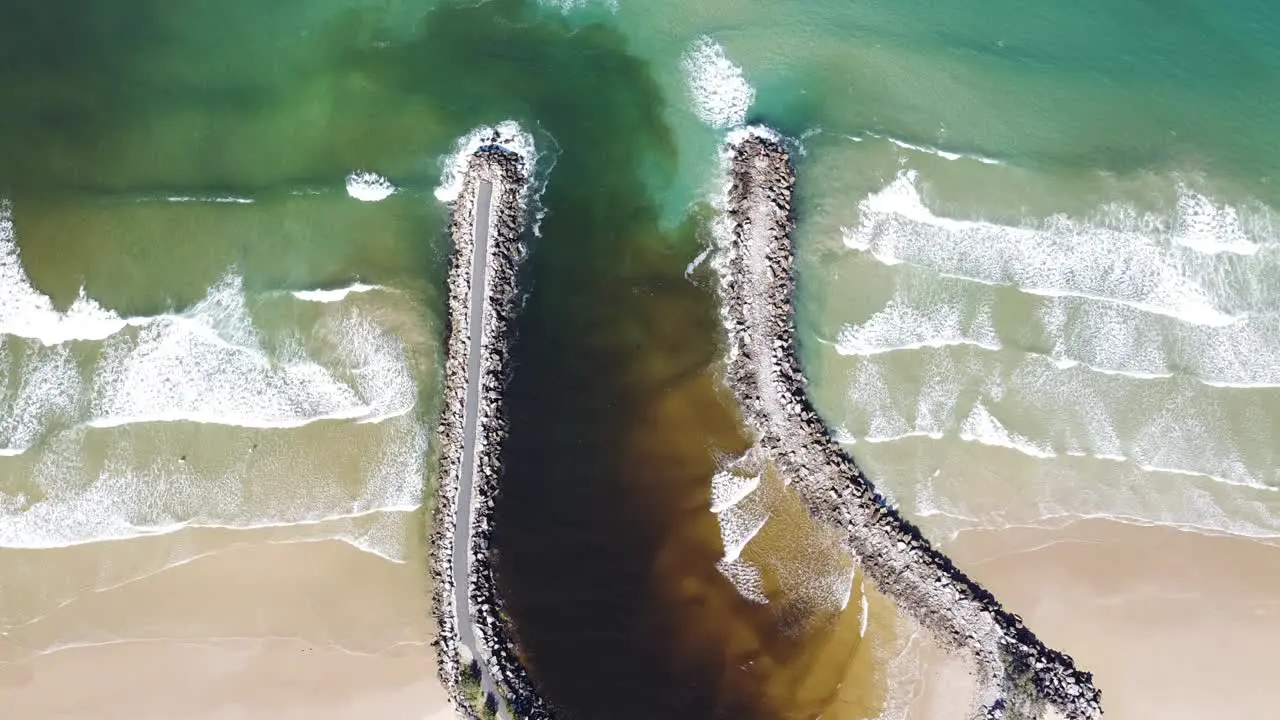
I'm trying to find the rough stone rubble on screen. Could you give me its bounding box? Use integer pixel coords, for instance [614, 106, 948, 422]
[713, 129, 1103, 720]
[429, 142, 556, 720]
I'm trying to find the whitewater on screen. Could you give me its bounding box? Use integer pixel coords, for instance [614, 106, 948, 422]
[0, 198, 431, 560]
[816, 147, 1280, 542]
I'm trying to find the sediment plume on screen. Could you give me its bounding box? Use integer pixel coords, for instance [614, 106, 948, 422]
[713, 128, 1103, 720]
[429, 131, 556, 720]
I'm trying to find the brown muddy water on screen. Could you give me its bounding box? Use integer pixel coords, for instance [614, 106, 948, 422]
[491, 220, 886, 720]
[464, 4, 888, 705]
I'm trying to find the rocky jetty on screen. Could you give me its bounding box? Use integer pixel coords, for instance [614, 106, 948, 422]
[429, 140, 556, 720]
[714, 129, 1103, 720]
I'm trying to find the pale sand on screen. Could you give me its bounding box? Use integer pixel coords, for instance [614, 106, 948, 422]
[904, 519, 1280, 720]
[0, 526, 452, 719]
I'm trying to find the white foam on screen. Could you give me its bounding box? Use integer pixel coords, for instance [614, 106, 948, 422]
[842, 171, 1252, 327]
[1173, 187, 1260, 256]
[831, 425, 855, 444]
[3, 278, 414, 446]
[861, 132, 1003, 165]
[835, 272, 1001, 357]
[540, 0, 619, 10]
[857, 430, 945, 445]
[0, 201, 428, 558]
[345, 172, 396, 202]
[685, 245, 712, 278]
[858, 578, 870, 638]
[1, 199, 133, 345]
[86, 273, 414, 429]
[880, 433, 1280, 540]
[834, 564, 855, 613]
[838, 265, 1280, 388]
[161, 195, 254, 204]
[725, 125, 785, 150]
[1, 201, 415, 439]
[958, 402, 1055, 460]
[715, 558, 769, 605]
[1, 509, 425, 637]
[0, 474, 423, 553]
[0, 340, 84, 454]
[1, 390, 426, 551]
[716, 478, 771, 563]
[290, 282, 382, 303]
[682, 36, 755, 129]
[709, 470, 761, 513]
[434, 121, 537, 205]
[834, 342, 1279, 491]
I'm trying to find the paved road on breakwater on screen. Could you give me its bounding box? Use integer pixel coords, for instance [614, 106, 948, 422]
[452, 178, 504, 714]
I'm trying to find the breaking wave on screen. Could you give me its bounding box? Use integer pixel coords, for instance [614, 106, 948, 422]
[833, 266, 1280, 388]
[434, 120, 538, 204]
[851, 132, 1004, 166]
[539, 0, 619, 12]
[345, 171, 396, 202]
[841, 170, 1276, 326]
[434, 120, 553, 236]
[1, 200, 134, 345]
[291, 282, 383, 303]
[821, 170, 1280, 539]
[837, 344, 1277, 490]
[0, 198, 430, 559]
[682, 36, 755, 129]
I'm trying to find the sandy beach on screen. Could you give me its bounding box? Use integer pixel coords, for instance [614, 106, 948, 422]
[905, 519, 1280, 719]
[1, 524, 452, 720]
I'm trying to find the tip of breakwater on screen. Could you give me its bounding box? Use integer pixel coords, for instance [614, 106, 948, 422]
[435, 120, 539, 205]
[429, 123, 557, 720]
[715, 127, 1102, 720]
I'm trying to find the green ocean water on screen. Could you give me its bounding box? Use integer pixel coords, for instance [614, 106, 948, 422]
[4, 0, 1280, 718]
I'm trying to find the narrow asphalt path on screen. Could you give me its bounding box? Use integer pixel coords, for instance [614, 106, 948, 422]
[452, 178, 505, 716]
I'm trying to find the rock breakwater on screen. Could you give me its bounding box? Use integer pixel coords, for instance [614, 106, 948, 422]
[429, 135, 556, 720]
[713, 128, 1103, 720]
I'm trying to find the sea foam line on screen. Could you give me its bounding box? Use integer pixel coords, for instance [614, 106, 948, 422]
[3, 511, 423, 636]
[829, 258, 1280, 388]
[918, 503, 1280, 543]
[12, 635, 433, 663]
[81, 405, 406, 431]
[160, 195, 255, 204]
[291, 282, 384, 303]
[859, 254, 1241, 328]
[830, 333, 1280, 389]
[539, 0, 619, 12]
[0, 502, 424, 552]
[853, 131, 1004, 165]
[842, 170, 1263, 328]
[845, 428, 1274, 492]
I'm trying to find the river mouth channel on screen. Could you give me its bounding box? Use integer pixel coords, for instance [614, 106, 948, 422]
[478, 50, 878, 717]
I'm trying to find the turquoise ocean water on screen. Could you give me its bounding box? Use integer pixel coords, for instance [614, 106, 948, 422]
[3, 1, 1280, 718]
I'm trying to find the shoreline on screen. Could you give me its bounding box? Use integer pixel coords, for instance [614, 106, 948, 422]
[924, 518, 1280, 719]
[2, 535, 447, 720]
[713, 129, 1102, 719]
[429, 135, 555, 719]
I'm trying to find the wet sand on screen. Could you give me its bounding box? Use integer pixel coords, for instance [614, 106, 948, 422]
[907, 520, 1280, 720]
[1, 527, 451, 720]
